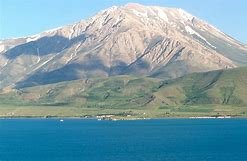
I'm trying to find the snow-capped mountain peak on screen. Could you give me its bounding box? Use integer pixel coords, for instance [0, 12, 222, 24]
[0, 3, 246, 89]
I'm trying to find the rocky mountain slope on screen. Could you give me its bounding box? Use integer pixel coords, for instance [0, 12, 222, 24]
[0, 3, 247, 89]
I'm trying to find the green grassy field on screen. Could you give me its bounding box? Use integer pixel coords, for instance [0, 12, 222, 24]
[0, 104, 246, 119]
[0, 67, 247, 118]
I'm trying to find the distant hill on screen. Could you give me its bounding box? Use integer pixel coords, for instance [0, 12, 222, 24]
[1, 67, 246, 109]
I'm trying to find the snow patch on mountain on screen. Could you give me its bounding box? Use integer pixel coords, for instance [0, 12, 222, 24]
[32, 53, 59, 72]
[69, 24, 77, 39]
[112, 16, 123, 27]
[95, 6, 119, 29]
[185, 26, 216, 49]
[2, 61, 8, 67]
[44, 27, 62, 34]
[36, 48, 41, 63]
[26, 34, 41, 43]
[0, 45, 5, 53]
[101, 6, 118, 14]
[0, 55, 8, 68]
[155, 7, 169, 22]
[65, 43, 81, 64]
[178, 8, 194, 21]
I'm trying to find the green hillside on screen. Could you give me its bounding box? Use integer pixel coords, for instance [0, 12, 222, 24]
[156, 67, 247, 106]
[0, 67, 247, 118]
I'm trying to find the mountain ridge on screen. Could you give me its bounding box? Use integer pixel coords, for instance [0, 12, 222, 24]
[1, 66, 247, 108]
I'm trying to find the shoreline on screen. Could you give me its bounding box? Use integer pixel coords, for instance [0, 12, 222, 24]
[1, 115, 246, 120]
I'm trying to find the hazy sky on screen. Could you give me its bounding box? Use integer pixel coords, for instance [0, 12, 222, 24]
[0, 0, 246, 43]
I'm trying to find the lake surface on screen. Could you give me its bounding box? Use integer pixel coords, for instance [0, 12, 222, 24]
[0, 119, 247, 161]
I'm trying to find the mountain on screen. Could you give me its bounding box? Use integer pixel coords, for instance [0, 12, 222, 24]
[0, 3, 247, 89]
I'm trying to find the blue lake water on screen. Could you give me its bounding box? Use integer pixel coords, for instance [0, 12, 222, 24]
[0, 119, 247, 161]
